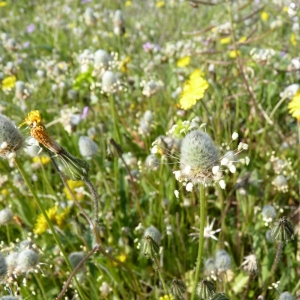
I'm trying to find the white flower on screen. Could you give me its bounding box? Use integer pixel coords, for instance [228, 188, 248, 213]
[232, 132, 239, 140]
[189, 217, 221, 241]
[174, 190, 179, 198]
[186, 182, 193, 192]
[219, 180, 226, 189]
[241, 254, 258, 273]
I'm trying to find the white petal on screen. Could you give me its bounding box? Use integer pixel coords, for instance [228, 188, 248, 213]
[242, 143, 249, 150]
[183, 165, 191, 175]
[221, 157, 229, 166]
[232, 132, 239, 140]
[212, 165, 220, 174]
[173, 170, 181, 181]
[219, 180, 226, 189]
[174, 190, 179, 198]
[229, 165, 236, 173]
[186, 182, 193, 192]
[245, 156, 250, 165]
[151, 145, 158, 154]
[0, 142, 8, 149]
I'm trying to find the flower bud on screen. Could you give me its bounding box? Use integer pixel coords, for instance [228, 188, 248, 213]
[143, 226, 161, 259]
[197, 279, 216, 299]
[170, 278, 186, 299]
[271, 217, 294, 243]
[78, 136, 98, 158]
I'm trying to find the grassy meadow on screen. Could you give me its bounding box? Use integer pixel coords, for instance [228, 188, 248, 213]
[0, 0, 299, 299]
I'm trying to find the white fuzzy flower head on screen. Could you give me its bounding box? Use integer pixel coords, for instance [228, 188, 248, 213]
[15, 249, 39, 275]
[178, 130, 221, 184]
[78, 136, 98, 158]
[0, 114, 24, 161]
[0, 208, 13, 225]
[241, 254, 258, 274]
[272, 174, 288, 193]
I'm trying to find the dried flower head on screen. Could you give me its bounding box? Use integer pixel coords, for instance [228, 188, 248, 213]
[215, 250, 231, 273]
[271, 217, 294, 243]
[241, 254, 258, 274]
[0, 114, 24, 161]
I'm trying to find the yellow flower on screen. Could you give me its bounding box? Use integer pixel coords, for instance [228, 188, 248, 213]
[120, 56, 131, 72]
[56, 207, 71, 227]
[33, 206, 58, 235]
[2, 76, 16, 91]
[32, 156, 51, 165]
[239, 36, 247, 43]
[125, 1, 131, 6]
[159, 295, 174, 300]
[177, 56, 191, 68]
[1, 189, 8, 196]
[220, 37, 230, 45]
[288, 91, 300, 121]
[290, 33, 296, 46]
[179, 70, 209, 110]
[156, 1, 164, 7]
[63, 180, 84, 200]
[0, 2, 7, 7]
[229, 49, 240, 58]
[260, 11, 269, 21]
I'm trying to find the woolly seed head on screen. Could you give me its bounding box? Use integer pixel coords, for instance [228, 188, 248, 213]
[180, 130, 220, 184]
[0, 251, 7, 280]
[78, 136, 98, 158]
[68, 251, 85, 269]
[279, 292, 294, 300]
[0, 114, 24, 160]
[0, 207, 13, 225]
[196, 279, 216, 299]
[94, 49, 111, 70]
[15, 249, 39, 274]
[215, 250, 231, 272]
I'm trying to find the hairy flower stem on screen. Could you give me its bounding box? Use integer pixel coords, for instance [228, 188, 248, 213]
[262, 242, 283, 297]
[242, 273, 254, 300]
[191, 183, 207, 300]
[56, 244, 100, 300]
[50, 156, 101, 244]
[15, 158, 86, 300]
[153, 256, 169, 297]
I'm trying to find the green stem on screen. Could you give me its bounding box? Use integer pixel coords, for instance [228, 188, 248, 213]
[153, 256, 169, 297]
[15, 158, 86, 300]
[191, 183, 207, 300]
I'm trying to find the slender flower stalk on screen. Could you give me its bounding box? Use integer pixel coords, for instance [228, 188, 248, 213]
[191, 183, 207, 300]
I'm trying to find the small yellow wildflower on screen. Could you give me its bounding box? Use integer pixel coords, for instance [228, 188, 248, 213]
[177, 56, 191, 68]
[32, 156, 51, 165]
[125, 1, 132, 6]
[290, 33, 297, 46]
[288, 91, 300, 121]
[120, 56, 131, 72]
[239, 36, 247, 43]
[33, 206, 58, 235]
[282, 6, 288, 13]
[63, 180, 84, 200]
[229, 49, 240, 58]
[56, 207, 71, 227]
[179, 70, 209, 110]
[2, 76, 16, 91]
[220, 37, 231, 45]
[260, 11, 269, 21]
[0, 2, 7, 7]
[156, 1, 164, 8]
[1, 189, 8, 196]
[159, 295, 174, 300]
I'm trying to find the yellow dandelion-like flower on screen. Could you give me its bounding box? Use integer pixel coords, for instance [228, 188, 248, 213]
[220, 37, 231, 45]
[2, 76, 16, 91]
[229, 49, 240, 58]
[177, 56, 191, 68]
[239, 36, 247, 43]
[179, 70, 209, 110]
[1, 189, 8, 196]
[260, 11, 269, 21]
[288, 91, 300, 121]
[159, 295, 174, 300]
[120, 56, 131, 72]
[33, 206, 58, 235]
[0, 2, 7, 7]
[63, 180, 84, 200]
[32, 156, 51, 165]
[125, 1, 131, 6]
[156, 1, 164, 8]
[290, 33, 297, 46]
[56, 207, 71, 228]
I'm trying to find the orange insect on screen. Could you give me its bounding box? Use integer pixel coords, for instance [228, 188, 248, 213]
[19, 110, 63, 154]
[20, 110, 89, 181]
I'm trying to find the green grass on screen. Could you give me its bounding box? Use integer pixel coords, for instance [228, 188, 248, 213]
[0, 0, 299, 299]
